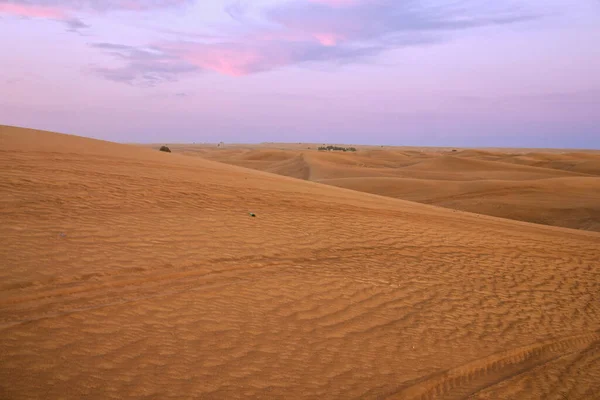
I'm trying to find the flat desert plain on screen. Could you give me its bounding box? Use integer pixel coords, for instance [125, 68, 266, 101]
[164, 142, 600, 233]
[2, 124, 600, 400]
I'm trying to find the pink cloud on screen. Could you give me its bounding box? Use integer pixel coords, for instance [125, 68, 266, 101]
[184, 49, 263, 76]
[0, 3, 67, 19]
[0, 0, 193, 33]
[0, 0, 192, 22]
[313, 33, 345, 46]
[162, 42, 293, 76]
[0, 0, 192, 13]
[0, 2, 87, 31]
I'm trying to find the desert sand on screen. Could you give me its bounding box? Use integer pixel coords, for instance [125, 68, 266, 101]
[1, 125, 600, 399]
[169, 143, 600, 232]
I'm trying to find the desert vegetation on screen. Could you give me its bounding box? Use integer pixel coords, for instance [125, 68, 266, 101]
[318, 145, 357, 152]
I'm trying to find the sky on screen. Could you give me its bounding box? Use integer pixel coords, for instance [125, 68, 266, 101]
[1, 0, 599, 148]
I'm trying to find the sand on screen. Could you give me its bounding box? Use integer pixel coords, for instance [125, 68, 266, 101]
[1, 125, 600, 399]
[173, 143, 600, 232]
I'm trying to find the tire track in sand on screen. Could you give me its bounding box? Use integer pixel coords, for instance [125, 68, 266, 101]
[387, 331, 600, 400]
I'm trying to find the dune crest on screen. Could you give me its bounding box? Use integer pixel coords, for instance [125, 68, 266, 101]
[176, 143, 600, 232]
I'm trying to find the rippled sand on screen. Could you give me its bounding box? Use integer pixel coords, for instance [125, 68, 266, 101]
[1, 125, 599, 399]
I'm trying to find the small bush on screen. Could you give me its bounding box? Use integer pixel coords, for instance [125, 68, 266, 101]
[159, 145, 171, 153]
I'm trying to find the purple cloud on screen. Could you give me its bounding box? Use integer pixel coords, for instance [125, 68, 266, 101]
[266, 0, 535, 46]
[83, 0, 538, 84]
[88, 42, 198, 87]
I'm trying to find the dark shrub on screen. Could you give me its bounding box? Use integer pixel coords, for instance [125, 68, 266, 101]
[159, 146, 171, 153]
[318, 145, 357, 152]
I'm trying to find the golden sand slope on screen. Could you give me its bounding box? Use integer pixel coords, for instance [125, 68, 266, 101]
[320, 177, 600, 232]
[2, 125, 600, 399]
[173, 145, 600, 232]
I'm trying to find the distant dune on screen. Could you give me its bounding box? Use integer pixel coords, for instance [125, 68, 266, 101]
[2, 125, 600, 399]
[172, 143, 600, 232]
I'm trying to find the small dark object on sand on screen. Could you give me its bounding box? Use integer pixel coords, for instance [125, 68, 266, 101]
[249, 213, 256, 217]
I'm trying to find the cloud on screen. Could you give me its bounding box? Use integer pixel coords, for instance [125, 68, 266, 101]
[64, 16, 89, 32]
[88, 35, 390, 83]
[0, 0, 192, 13]
[170, 0, 535, 75]
[0, 2, 84, 31]
[87, 0, 538, 83]
[88, 42, 198, 87]
[168, 38, 389, 76]
[0, 3, 66, 18]
[266, 0, 535, 45]
[0, 0, 192, 32]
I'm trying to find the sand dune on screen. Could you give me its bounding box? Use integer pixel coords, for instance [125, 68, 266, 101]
[455, 150, 600, 176]
[178, 144, 600, 232]
[398, 155, 588, 180]
[264, 154, 312, 180]
[1, 125, 599, 399]
[320, 177, 600, 232]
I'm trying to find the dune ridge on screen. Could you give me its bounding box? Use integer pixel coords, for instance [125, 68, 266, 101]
[172, 143, 600, 232]
[1, 125, 599, 399]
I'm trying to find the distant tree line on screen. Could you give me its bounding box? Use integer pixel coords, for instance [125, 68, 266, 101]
[318, 145, 357, 152]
